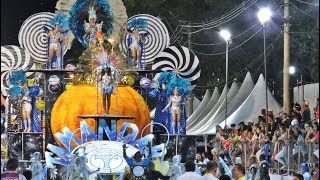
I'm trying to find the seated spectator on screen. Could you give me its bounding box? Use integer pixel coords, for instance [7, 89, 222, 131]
[1, 158, 27, 180]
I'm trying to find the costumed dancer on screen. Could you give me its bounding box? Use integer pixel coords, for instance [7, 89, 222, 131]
[21, 83, 32, 132]
[46, 12, 69, 69]
[167, 155, 181, 180]
[162, 88, 183, 135]
[100, 66, 114, 115]
[30, 152, 43, 180]
[66, 154, 81, 180]
[94, 32, 115, 115]
[84, 7, 102, 49]
[124, 18, 149, 69]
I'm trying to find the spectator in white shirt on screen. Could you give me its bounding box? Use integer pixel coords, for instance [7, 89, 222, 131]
[178, 161, 202, 180]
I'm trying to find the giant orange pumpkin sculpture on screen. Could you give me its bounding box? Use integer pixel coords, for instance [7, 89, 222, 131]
[51, 84, 150, 145]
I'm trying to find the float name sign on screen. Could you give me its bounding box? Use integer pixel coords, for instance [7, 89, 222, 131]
[45, 120, 166, 174]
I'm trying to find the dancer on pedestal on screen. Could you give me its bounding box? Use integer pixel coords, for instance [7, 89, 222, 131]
[46, 13, 68, 69]
[21, 83, 32, 132]
[100, 66, 114, 115]
[94, 33, 114, 115]
[162, 88, 184, 135]
[124, 18, 149, 69]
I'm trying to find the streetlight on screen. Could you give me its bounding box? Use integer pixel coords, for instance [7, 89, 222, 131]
[258, 8, 272, 128]
[220, 30, 231, 127]
[289, 66, 296, 75]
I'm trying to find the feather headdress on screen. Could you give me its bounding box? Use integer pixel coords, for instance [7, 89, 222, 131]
[49, 12, 69, 30]
[128, 18, 148, 31]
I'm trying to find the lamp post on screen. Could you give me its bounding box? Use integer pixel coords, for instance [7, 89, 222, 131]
[258, 8, 272, 128]
[220, 30, 231, 127]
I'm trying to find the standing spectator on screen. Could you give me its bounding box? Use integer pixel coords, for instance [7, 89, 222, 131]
[267, 109, 275, 123]
[202, 152, 210, 164]
[302, 100, 311, 124]
[307, 123, 319, 162]
[291, 112, 300, 128]
[247, 120, 254, 127]
[247, 156, 258, 180]
[194, 153, 203, 175]
[178, 161, 202, 180]
[275, 126, 288, 169]
[203, 161, 219, 180]
[313, 98, 319, 123]
[293, 103, 302, 124]
[258, 154, 270, 180]
[282, 113, 291, 128]
[1, 158, 27, 180]
[261, 109, 267, 121]
[231, 163, 246, 180]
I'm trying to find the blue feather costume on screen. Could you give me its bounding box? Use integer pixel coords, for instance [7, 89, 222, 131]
[126, 18, 149, 70]
[45, 13, 69, 69]
[154, 71, 191, 135]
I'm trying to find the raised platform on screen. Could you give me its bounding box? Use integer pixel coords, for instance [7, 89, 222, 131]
[78, 114, 135, 120]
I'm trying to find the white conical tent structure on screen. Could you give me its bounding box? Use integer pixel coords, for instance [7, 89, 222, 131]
[193, 81, 240, 135]
[187, 87, 220, 130]
[192, 97, 201, 112]
[188, 85, 228, 134]
[219, 74, 281, 127]
[185, 95, 202, 117]
[187, 89, 212, 126]
[203, 72, 254, 134]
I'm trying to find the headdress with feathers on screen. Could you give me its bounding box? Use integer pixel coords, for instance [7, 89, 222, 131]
[49, 12, 69, 30]
[128, 18, 148, 31]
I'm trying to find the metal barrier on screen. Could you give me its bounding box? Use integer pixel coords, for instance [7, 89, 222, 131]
[202, 136, 319, 175]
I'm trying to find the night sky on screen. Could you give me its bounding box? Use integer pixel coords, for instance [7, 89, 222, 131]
[1, 0, 58, 46]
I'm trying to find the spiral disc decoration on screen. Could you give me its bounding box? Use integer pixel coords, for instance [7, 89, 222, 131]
[121, 14, 170, 65]
[152, 46, 201, 89]
[18, 12, 55, 63]
[1, 45, 36, 96]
